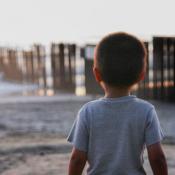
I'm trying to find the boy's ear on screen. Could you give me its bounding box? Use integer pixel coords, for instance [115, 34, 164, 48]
[93, 67, 102, 83]
[139, 71, 145, 81]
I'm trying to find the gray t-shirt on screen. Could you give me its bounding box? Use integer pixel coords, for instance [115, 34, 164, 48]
[67, 95, 164, 175]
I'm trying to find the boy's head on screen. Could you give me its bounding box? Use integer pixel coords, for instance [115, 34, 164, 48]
[94, 32, 147, 88]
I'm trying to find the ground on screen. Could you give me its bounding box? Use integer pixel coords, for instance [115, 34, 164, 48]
[0, 134, 175, 175]
[0, 94, 174, 174]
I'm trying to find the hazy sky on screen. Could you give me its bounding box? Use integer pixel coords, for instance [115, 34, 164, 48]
[0, 0, 174, 46]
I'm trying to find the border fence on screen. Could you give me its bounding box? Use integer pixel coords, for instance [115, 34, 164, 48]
[83, 44, 103, 94]
[153, 37, 175, 102]
[0, 48, 23, 82]
[51, 43, 76, 92]
[0, 36, 174, 102]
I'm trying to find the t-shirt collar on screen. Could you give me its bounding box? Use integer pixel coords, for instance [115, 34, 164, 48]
[100, 95, 136, 102]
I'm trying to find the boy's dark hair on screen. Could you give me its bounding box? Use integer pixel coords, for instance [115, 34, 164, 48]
[95, 32, 147, 87]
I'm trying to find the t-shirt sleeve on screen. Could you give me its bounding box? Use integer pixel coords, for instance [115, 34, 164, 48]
[67, 107, 89, 152]
[145, 107, 164, 146]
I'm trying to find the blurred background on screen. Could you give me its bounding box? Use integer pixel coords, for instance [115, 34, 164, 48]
[0, 0, 175, 174]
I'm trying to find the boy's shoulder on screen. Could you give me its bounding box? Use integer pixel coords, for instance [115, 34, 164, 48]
[133, 97, 155, 109]
[127, 97, 155, 114]
[76, 99, 102, 122]
[79, 99, 102, 111]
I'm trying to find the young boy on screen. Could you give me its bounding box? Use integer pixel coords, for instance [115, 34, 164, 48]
[67, 32, 168, 175]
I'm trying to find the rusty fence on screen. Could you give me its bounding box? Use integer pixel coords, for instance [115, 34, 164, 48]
[0, 38, 174, 102]
[0, 48, 23, 82]
[0, 45, 46, 89]
[82, 38, 175, 102]
[51, 43, 76, 92]
[153, 37, 175, 102]
[0, 43, 77, 93]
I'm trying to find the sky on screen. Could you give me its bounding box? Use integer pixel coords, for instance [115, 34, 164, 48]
[0, 0, 174, 46]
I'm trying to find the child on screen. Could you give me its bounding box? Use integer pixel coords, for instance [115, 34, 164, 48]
[67, 32, 167, 175]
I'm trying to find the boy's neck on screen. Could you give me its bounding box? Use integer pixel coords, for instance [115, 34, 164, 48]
[102, 83, 131, 98]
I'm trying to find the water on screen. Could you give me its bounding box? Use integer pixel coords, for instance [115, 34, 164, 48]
[0, 80, 38, 97]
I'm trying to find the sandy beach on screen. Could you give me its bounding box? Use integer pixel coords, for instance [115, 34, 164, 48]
[0, 91, 174, 174]
[0, 134, 174, 175]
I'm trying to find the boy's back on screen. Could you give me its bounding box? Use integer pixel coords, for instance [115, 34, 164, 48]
[68, 32, 167, 175]
[68, 95, 163, 175]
